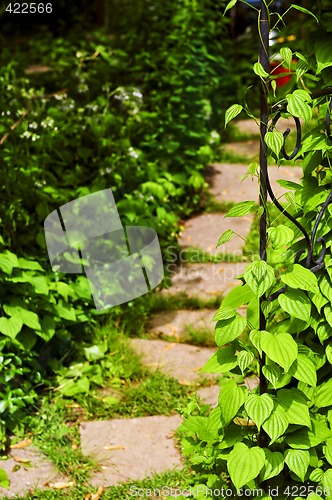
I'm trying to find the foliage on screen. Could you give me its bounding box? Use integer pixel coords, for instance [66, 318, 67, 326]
[178, 2, 332, 499]
[0, 0, 231, 455]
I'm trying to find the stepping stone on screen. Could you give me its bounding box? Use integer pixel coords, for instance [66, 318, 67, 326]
[146, 309, 216, 341]
[24, 65, 51, 74]
[207, 163, 302, 204]
[178, 213, 253, 255]
[0, 445, 69, 498]
[163, 262, 247, 298]
[130, 338, 216, 385]
[224, 140, 260, 161]
[235, 118, 300, 136]
[196, 385, 220, 406]
[197, 375, 259, 407]
[80, 414, 183, 487]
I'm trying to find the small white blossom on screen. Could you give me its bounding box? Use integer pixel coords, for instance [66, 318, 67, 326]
[128, 147, 138, 159]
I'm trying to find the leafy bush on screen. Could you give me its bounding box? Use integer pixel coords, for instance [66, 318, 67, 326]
[0, 0, 230, 451]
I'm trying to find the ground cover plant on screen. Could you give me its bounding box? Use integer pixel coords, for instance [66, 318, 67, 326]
[178, 1, 332, 499]
[0, 0, 231, 461]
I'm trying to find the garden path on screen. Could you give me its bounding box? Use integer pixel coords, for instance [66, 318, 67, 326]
[0, 119, 303, 497]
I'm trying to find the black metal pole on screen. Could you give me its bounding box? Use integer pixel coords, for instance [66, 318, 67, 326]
[258, 0, 269, 448]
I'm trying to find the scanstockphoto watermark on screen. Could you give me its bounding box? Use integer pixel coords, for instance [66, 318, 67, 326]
[44, 189, 300, 311]
[130, 485, 265, 497]
[129, 485, 332, 498]
[164, 245, 298, 280]
[44, 188, 164, 311]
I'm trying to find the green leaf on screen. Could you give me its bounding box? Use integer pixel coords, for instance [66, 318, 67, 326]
[218, 380, 247, 426]
[30, 276, 49, 295]
[0, 317, 23, 339]
[309, 468, 324, 482]
[0, 468, 9, 489]
[296, 59, 309, 81]
[284, 449, 310, 482]
[260, 449, 284, 481]
[38, 316, 55, 341]
[224, 104, 243, 128]
[56, 282, 70, 301]
[280, 264, 318, 293]
[253, 62, 269, 78]
[286, 419, 332, 449]
[280, 47, 293, 68]
[216, 229, 235, 248]
[322, 469, 332, 493]
[267, 225, 294, 249]
[244, 394, 274, 431]
[200, 346, 237, 374]
[4, 301, 41, 330]
[286, 92, 312, 124]
[224, 0, 237, 14]
[58, 376, 90, 396]
[244, 261, 275, 298]
[262, 405, 289, 444]
[291, 4, 318, 22]
[323, 438, 332, 466]
[250, 330, 262, 356]
[18, 258, 43, 271]
[0, 251, 18, 275]
[211, 307, 236, 322]
[315, 36, 332, 73]
[315, 380, 332, 408]
[262, 364, 282, 389]
[84, 345, 105, 362]
[237, 351, 255, 374]
[55, 300, 76, 321]
[326, 343, 332, 365]
[319, 276, 332, 302]
[225, 201, 255, 218]
[214, 313, 247, 347]
[293, 354, 317, 387]
[221, 284, 254, 309]
[227, 443, 265, 490]
[248, 162, 258, 176]
[260, 332, 298, 372]
[179, 413, 220, 442]
[277, 389, 311, 427]
[278, 290, 311, 322]
[271, 79, 277, 97]
[265, 130, 284, 156]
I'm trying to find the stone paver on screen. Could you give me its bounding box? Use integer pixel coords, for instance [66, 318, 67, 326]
[196, 385, 220, 406]
[224, 140, 260, 160]
[178, 213, 253, 255]
[80, 415, 183, 487]
[208, 163, 302, 203]
[130, 338, 216, 385]
[235, 118, 300, 136]
[146, 309, 216, 341]
[197, 375, 259, 407]
[146, 308, 246, 342]
[0, 445, 69, 498]
[163, 262, 247, 298]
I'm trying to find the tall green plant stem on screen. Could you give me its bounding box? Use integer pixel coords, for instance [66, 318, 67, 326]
[258, 0, 269, 448]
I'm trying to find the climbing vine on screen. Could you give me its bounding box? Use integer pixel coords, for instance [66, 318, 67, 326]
[179, 2, 332, 499]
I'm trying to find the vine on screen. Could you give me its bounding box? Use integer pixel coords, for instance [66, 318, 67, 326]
[178, 1, 332, 499]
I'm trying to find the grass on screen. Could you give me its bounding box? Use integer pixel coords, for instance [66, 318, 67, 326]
[7, 324, 196, 494]
[9, 468, 194, 500]
[182, 324, 215, 347]
[180, 246, 246, 264]
[148, 292, 222, 313]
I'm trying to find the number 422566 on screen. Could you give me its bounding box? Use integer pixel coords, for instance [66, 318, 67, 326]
[6, 3, 52, 13]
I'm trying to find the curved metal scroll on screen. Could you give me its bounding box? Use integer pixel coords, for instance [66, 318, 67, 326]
[264, 92, 332, 301]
